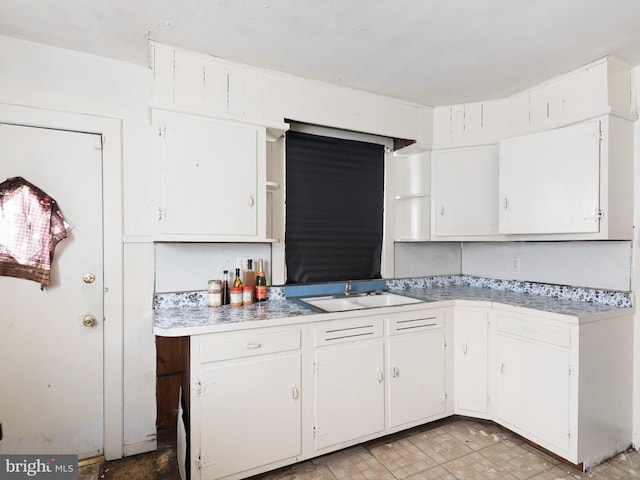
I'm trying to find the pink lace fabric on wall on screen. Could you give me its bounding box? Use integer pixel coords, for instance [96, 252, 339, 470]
[0, 177, 68, 287]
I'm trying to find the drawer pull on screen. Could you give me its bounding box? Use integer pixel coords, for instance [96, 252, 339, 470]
[246, 342, 262, 349]
[392, 366, 400, 379]
[292, 385, 299, 400]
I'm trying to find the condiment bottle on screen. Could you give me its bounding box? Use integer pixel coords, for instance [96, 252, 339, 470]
[243, 285, 253, 305]
[230, 286, 243, 307]
[243, 259, 256, 302]
[221, 270, 230, 305]
[255, 259, 267, 302]
[207, 280, 222, 307]
[230, 268, 244, 307]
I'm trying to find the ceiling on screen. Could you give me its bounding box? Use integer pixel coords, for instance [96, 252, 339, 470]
[3, 0, 640, 106]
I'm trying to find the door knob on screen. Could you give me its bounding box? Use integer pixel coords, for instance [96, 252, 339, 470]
[83, 273, 96, 284]
[83, 315, 97, 327]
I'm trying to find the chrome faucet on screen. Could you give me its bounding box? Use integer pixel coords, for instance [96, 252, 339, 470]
[344, 281, 352, 296]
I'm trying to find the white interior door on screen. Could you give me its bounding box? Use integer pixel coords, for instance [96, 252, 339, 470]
[0, 123, 104, 459]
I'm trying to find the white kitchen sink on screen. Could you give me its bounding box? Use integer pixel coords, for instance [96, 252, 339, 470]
[299, 292, 423, 312]
[351, 293, 423, 308]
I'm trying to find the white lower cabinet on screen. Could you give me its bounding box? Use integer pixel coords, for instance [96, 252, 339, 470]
[454, 307, 491, 416]
[387, 312, 447, 428]
[493, 307, 633, 468]
[311, 317, 385, 451]
[187, 303, 633, 479]
[313, 340, 385, 450]
[496, 328, 572, 455]
[191, 329, 302, 480]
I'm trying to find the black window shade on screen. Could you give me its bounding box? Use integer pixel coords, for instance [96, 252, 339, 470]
[285, 130, 384, 284]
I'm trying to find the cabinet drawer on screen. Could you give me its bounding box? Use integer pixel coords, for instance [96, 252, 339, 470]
[199, 330, 301, 363]
[314, 318, 383, 347]
[497, 314, 571, 348]
[387, 310, 444, 335]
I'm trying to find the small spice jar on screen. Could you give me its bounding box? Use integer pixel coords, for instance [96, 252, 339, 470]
[207, 280, 222, 307]
[230, 286, 243, 307]
[243, 285, 254, 305]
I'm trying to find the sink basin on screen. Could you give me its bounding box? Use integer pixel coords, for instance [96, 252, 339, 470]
[299, 292, 423, 312]
[352, 294, 423, 308]
[299, 296, 365, 312]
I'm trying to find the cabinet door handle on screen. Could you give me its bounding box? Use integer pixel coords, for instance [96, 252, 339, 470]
[245, 342, 261, 349]
[463, 343, 468, 355]
[440, 205, 445, 216]
[503, 198, 508, 210]
[377, 369, 384, 383]
[248, 195, 255, 207]
[500, 363, 505, 374]
[392, 366, 400, 379]
[291, 385, 299, 400]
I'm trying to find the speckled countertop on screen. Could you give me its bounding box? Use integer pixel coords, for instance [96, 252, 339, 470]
[154, 276, 634, 336]
[390, 286, 631, 317]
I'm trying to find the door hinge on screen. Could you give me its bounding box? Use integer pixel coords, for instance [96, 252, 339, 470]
[312, 361, 320, 374]
[196, 380, 203, 397]
[196, 455, 203, 470]
[312, 426, 317, 437]
[158, 123, 167, 138]
[157, 207, 166, 221]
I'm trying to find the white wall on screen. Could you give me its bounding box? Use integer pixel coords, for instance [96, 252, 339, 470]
[462, 241, 632, 291]
[0, 35, 156, 456]
[155, 243, 272, 292]
[394, 242, 462, 278]
[395, 240, 632, 291]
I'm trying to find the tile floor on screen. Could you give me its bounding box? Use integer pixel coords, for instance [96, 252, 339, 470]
[250, 419, 640, 480]
[79, 418, 640, 479]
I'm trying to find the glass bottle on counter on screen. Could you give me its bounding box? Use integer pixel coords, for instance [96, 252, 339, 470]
[255, 259, 267, 302]
[221, 270, 230, 305]
[233, 268, 243, 288]
[207, 280, 222, 307]
[230, 268, 244, 307]
[243, 259, 255, 302]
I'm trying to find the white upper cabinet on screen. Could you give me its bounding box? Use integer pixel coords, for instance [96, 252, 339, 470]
[499, 115, 633, 239]
[150, 42, 288, 132]
[433, 99, 507, 148]
[508, 57, 633, 136]
[152, 110, 267, 241]
[433, 145, 499, 238]
[431, 57, 634, 242]
[499, 121, 601, 235]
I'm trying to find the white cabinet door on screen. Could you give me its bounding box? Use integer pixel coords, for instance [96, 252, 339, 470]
[154, 111, 264, 239]
[496, 334, 571, 455]
[434, 145, 499, 237]
[454, 308, 490, 415]
[499, 121, 601, 235]
[196, 353, 301, 480]
[387, 329, 446, 428]
[313, 341, 385, 450]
